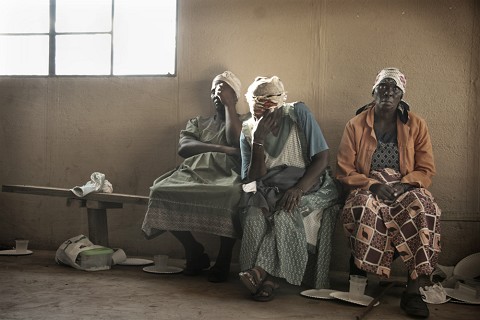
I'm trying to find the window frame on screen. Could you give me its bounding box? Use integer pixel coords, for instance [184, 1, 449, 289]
[0, 0, 178, 77]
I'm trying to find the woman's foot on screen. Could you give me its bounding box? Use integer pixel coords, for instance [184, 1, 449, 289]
[252, 280, 279, 302]
[239, 266, 267, 294]
[170, 231, 210, 275]
[400, 291, 429, 318]
[401, 274, 430, 318]
[208, 264, 230, 283]
[183, 252, 210, 276]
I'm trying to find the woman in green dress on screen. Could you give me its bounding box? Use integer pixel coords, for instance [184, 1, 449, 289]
[142, 71, 247, 283]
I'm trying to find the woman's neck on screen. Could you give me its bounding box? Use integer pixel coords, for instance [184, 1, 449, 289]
[374, 107, 397, 123]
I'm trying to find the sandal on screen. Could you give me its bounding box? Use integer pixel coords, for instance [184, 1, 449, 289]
[208, 264, 230, 283]
[183, 253, 210, 276]
[239, 267, 267, 294]
[252, 280, 279, 302]
[400, 292, 429, 318]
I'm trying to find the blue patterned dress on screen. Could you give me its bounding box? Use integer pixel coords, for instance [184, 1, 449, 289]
[238, 102, 340, 288]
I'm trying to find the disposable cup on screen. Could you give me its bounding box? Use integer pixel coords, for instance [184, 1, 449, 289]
[15, 239, 29, 253]
[349, 281, 367, 298]
[349, 275, 367, 299]
[154, 255, 169, 270]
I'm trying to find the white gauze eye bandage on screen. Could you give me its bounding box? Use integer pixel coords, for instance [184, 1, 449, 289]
[253, 93, 285, 108]
[246, 76, 287, 109]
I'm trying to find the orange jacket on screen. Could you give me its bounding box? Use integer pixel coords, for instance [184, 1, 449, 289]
[336, 106, 436, 190]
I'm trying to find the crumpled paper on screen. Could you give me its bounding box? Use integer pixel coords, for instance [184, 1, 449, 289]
[242, 181, 257, 193]
[420, 283, 448, 304]
[70, 172, 113, 197]
[111, 248, 127, 265]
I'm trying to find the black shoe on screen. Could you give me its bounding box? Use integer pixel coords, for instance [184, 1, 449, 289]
[400, 292, 429, 318]
[207, 264, 230, 283]
[183, 253, 210, 276]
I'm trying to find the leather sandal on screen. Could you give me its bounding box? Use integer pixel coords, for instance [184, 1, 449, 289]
[183, 253, 210, 276]
[252, 280, 279, 302]
[239, 267, 267, 294]
[400, 292, 429, 318]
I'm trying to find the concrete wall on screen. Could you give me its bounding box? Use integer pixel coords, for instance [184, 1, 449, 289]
[1, 0, 479, 272]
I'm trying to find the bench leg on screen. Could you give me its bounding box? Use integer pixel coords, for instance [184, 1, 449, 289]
[87, 208, 109, 247]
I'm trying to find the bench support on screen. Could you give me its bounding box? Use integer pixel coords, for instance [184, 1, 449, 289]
[87, 208, 108, 246]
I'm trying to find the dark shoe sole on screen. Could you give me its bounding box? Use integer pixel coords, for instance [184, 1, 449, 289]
[400, 292, 429, 318]
[183, 253, 210, 276]
[207, 266, 230, 283]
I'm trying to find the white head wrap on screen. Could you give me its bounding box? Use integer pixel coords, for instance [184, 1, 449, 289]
[211, 71, 242, 100]
[245, 76, 287, 109]
[372, 67, 407, 94]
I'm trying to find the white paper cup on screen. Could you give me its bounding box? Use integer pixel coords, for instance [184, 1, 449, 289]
[15, 239, 29, 253]
[154, 255, 168, 270]
[349, 275, 367, 298]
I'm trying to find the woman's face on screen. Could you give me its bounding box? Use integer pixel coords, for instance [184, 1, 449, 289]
[211, 80, 235, 113]
[373, 78, 403, 113]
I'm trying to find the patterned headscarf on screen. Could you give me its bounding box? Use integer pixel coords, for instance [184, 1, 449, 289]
[358, 67, 410, 123]
[372, 67, 407, 94]
[245, 76, 287, 109]
[211, 71, 242, 100]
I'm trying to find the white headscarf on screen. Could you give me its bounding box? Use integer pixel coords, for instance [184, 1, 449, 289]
[372, 67, 407, 94]
[211, 71, 242, 100]
[211, 71, 249, 114]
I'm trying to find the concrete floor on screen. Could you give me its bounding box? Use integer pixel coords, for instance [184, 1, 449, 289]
[0, 250, 477, 320]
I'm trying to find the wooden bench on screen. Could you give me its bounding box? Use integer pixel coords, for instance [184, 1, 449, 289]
[2, 185, 149, 247]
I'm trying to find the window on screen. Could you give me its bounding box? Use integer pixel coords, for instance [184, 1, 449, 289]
[0, 0, 177, 76]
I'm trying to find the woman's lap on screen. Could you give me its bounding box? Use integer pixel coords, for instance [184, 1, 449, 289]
[238, 170, 340, 286]
[342, 186, 441, 278]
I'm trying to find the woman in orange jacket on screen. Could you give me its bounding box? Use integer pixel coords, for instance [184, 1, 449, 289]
[336, 68, 441, 318]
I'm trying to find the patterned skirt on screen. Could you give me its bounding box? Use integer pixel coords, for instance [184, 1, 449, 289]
[238, 170, 340, 288]
[341, 168, 441, 279]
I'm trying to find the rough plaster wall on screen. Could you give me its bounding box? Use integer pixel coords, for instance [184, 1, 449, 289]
[0, 0, 479, 271]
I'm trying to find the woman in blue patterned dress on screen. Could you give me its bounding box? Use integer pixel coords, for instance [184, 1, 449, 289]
[237, 76, 340, 301]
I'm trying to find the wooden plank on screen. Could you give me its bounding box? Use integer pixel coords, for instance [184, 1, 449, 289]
[2, 184, 149, 206]
[85, 200, 123, 210]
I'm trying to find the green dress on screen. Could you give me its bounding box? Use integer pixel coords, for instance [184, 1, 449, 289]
[142, 115, 243, 239]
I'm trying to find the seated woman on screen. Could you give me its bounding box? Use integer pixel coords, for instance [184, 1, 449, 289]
[142, 71, 247, 283]
[336, 68, 441, 318]
[237, 76, 340, 301]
